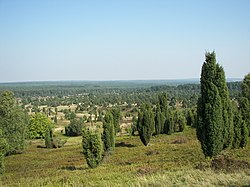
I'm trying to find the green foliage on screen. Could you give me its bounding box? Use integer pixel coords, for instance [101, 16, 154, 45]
[197, 52, 226, 157]
[54, 116, 57, 124]
[241, 73, 250, 100]
[158, 93, 168, 115]
[232, 102, 249, 148]
[0, 91, 28, 155]
[154, 104, 165, 135]
[82, 128, 103, 168]
[240, 73, 250, 136]
[241, 121, 249, 148]
[163, 109, 174, 135]
[1, 127, 250, 186]
[29, 113, 53, 139]
[186, 108, 197, 127]
[131, 116, 138, 136]
[103, 112, 115, 153]
[137, 104, 155, 146]
[0, 129, 9, 174]
[45, 125, 53, 148]
[214, 65, 234, 149]
[65, 118, 84, 136]
[173, 110, 186, 132]
[64, 111, 76, 120]
[110, 108, 121, 133]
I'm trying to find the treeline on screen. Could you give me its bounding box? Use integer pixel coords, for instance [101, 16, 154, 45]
[8, 82, 241, 112]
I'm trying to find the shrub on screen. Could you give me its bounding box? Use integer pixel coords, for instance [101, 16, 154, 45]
[29, 113, 53, 139]
[211, 153, 250, 172]
[65, 118, 84, 136]
[44, 126, 66, 148]
[65, 111, 76, 120]
[45, 126, 53, 148]
[173, 110, 186, 132]
[82, 128, 103, 168]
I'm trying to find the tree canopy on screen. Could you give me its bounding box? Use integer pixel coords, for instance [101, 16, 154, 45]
[0, 91, 28, 155]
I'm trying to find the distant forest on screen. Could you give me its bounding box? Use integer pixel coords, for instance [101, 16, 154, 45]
[0, 80, 241, 109]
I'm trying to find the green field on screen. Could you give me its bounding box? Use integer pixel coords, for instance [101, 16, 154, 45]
[1, 127, 250, 187]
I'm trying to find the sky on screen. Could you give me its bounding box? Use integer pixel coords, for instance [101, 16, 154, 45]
[0, 0, 249, 82]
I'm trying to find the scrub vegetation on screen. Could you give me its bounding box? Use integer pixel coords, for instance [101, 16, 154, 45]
[0, 52, 249, 186]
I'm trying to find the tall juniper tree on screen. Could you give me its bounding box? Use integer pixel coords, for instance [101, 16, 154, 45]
[240, 73, 250, 136]
[157, 93, 170, 134]
[197, 51, 232, 157]
[155, 104, 165, 135]
[214, 64, 234, 148]
[137, 103, 155, 146]
[102, 111, 115, 154]
[232, 101, 248, 148]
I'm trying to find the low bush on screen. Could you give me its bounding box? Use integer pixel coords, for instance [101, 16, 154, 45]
[65, 118, 84, 136]
[82, 128, 103, 168]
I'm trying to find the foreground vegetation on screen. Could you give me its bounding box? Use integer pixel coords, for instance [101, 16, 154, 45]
[1, 128, 249, 186]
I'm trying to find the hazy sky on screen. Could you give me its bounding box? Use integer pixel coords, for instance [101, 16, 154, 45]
[0, 0, 249, 82]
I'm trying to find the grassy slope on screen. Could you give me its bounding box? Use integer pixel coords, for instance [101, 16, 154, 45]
[1, 128, 250, 187]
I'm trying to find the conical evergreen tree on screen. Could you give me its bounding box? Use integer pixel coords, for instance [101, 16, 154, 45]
[158, 93, 168, 116]
[102, 112, 115, 154]
[232, 101, 249, 148]
[157, 93, 169, 134]
[197, 51, 226, 157]
[155, 104, 165, 135]
[214, 65, 234, 148]
[137, 104, 155, 146]
[163, 109, 174, 135]
[240, 73, 250, 136]
[82, 128, 103, 168]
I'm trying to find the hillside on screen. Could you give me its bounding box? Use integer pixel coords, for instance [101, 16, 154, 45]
[1, 127, 249, 186]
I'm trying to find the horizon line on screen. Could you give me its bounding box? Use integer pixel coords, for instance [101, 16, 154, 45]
[0, 78, 242, 84]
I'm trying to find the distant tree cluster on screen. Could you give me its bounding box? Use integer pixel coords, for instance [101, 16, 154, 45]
[136, 93, 188, 146]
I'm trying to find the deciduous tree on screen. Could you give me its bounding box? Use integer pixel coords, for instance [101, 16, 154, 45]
[0, 91, 28, 155]
[28, 113, 53, 139]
